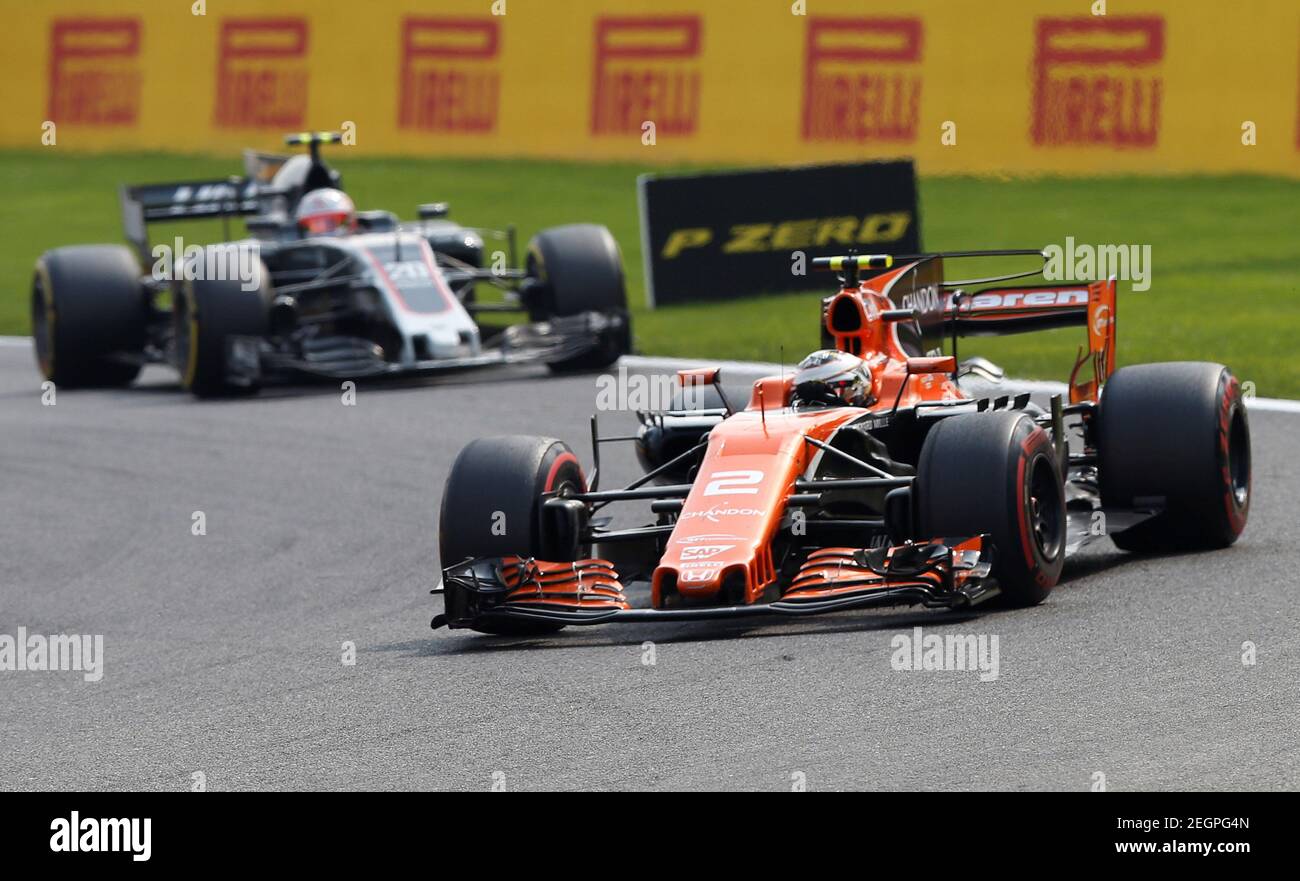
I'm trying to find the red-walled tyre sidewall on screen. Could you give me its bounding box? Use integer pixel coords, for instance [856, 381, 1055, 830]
[439, 436, 586, 634]
[1099, 362, 1250, 551]
[916, 412, 1066, 607]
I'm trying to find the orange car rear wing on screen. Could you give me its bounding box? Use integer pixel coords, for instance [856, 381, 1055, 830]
[1074, 277, 1117, 403]
[946, 283, 1092, 332]
[947, 279, 1117, 403]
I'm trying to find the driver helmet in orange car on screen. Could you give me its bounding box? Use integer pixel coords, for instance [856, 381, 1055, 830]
[792, 349, 875, 407]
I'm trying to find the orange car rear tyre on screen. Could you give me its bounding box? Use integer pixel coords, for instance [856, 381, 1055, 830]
[1098, 362, 1250, 552]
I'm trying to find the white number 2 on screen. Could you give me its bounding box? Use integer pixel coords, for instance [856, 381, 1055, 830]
[703, 470, 763, 496]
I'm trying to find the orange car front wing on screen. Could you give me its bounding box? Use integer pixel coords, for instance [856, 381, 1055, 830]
[433, 536, 999, 630]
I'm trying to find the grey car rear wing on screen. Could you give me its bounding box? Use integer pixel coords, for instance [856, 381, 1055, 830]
[119, 178, 278, 267]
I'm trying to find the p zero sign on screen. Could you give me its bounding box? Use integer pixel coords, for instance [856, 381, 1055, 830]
[637, 161, 920, 307]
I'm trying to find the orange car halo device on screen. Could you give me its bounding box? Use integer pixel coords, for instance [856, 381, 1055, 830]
[434, 249, 1250, 634]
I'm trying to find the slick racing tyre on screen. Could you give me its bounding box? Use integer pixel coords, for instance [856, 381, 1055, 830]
[32, 245, 146, 388]
[916, 412, 1066, 607]
[525, 224, 631, 372]
[439, 436, 587, 635]
[1099, 362, 1250, 552]
[172, 256, 271, 398]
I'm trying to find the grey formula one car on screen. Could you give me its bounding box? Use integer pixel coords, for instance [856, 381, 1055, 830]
[31, 132, 631, 396]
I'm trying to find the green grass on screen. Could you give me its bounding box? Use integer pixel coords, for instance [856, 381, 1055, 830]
[3, 151, 1298, 395]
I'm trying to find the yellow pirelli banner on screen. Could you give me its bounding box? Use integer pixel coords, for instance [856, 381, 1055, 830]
[2, 0, 1298, 176]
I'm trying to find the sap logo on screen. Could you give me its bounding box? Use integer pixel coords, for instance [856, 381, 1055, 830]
[969, 289, 1089, 310]
[680, 544, 734, 560]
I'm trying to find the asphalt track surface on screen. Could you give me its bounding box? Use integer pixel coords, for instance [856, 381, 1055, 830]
[3, 339, 1297, 791]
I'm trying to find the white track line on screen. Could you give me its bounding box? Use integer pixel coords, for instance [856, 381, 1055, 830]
[1, 340, 1295, 413]
[619, 354, 1300, 414]
[1247, 397, 1300, 414]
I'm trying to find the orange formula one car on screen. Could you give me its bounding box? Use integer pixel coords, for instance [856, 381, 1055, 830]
[433, 251, 1251, 634]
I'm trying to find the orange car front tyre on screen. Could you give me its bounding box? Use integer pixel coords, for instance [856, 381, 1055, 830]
[916, 412, 1066, 607]
[438, 436, 587, 635]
